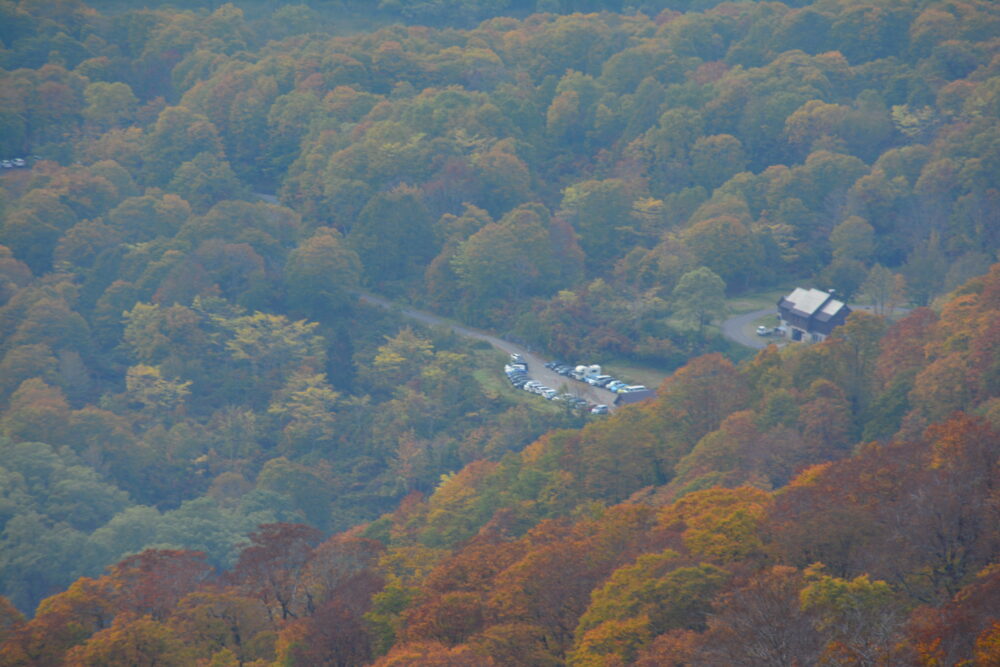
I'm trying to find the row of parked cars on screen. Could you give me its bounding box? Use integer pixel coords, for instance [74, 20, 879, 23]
[504, 354, 609, 414]
[543, 361, 648, 395]
[1, 158, 28, 169]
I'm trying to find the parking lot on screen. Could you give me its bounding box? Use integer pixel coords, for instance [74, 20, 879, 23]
[503, 354, 651, 415]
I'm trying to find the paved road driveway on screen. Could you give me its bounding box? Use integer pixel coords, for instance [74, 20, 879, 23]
[721, 308, 782, 349]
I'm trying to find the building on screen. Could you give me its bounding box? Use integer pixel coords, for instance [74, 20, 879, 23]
[613, 389, 657, 406]
[777, 287, 851, 342]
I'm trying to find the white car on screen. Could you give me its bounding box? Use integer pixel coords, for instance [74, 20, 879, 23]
[756, 325, 771, 336]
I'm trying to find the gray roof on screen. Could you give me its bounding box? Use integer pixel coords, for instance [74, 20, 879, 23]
[780, 287, 847, 320]
[614, 389, 657, 405]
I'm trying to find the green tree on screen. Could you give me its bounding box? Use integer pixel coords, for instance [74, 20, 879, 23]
[450, 204, 581, 321]
[216, 311, 326, 397]
[690, 134, 748, 190]
[267, 370, 341, 457]
[800, 565, 904, 666]
[125, 364, 192, 427]
[681, 216, 762, 289]
[902, 234, 948, 306]
[284, 229, 361, 319]
[861, 264, 904, 316]
[366, 327, 435, 395]
[559, 179, 633, 268]
[108, 193, 191, 243]
[82, 82, 138, 132]
[830, 216, 875, 263]
[348, 185, 435, 284]
[167, 152, 246, 212]
[142, 105, 223, 185]
[672, 267, 726, 341]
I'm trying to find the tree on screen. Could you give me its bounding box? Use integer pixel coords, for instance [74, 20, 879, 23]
[365, 327, 435, 396]
[902, 235, 948, 306]
[217, 311, 325, 395]
[558, 179, 633, 268]
[284, 229, 361, 319]
[830, 216, 875, 263]
[0, 577, 114, 666]
[699, 566, 823, 665]
[904, 565, 1000, 666]
[2, 377, 72, 445]
[108, 193, 191, 243]
[170, 590, 274, 665]
[819, 257, 867, 301]
[142, 105, 223, 185]
[471, 144, 532, 218]
[348, 185, 435, 284]
[451, 204, 574, 314]
[0, 595, 24, 645]
[799, 565, 905, 666]
[690, 134, 747, 190]
[571, 549, 728, 665]
[657, 353, 750, 448]
[267, 371, 340, 457]
[681, 216, 762, 289]
[861, 263, 905, 317]
[230, 523, 323, 623]
[105, 549, 215, 621]
[671, 267, 726, 341]
[167, 152, 245, 212]
[82, 82, 138, 132]
[62, 615, 193, 666]
[124, 364, 192, 428]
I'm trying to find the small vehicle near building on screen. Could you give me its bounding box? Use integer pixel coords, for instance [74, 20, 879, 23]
[590, 404, 609, 415]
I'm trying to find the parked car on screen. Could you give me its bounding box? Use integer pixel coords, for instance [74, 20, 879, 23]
[0, 160, 11, 168]
[756, 325, 771, 336]
[621, 385, 647, 393]
[590, 404, 609, 415]
[606, 380, 627, 392]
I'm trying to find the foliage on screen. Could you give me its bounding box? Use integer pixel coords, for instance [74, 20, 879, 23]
[0, 0, 999, 663]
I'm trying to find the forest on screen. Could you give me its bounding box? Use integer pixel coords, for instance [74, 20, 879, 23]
[0, 0, 998, 664]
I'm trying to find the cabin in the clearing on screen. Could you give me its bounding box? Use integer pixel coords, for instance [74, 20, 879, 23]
[777, 287, 851, 343]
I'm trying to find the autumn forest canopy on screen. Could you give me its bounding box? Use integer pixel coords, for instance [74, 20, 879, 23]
[0, 0, 998, 664]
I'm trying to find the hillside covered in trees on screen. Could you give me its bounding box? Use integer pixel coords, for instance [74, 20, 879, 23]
[0, 0, 998, 664]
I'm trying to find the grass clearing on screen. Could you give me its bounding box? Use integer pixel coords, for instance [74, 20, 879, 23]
[471, 366, 564, 415]
[726, 285, 797, 315]
[602, 361, 671, 390]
